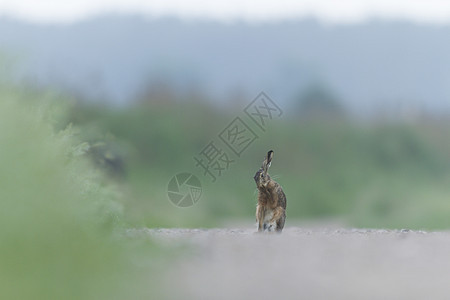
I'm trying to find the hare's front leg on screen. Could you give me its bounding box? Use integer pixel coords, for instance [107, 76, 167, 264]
[256, 204, 265, 232]
[268, 207, 285, 232]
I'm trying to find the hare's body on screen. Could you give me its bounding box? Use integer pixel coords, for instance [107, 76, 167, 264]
[254, 150, 287, 232]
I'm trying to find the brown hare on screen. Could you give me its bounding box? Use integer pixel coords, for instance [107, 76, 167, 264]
[254, 150, 287, 232]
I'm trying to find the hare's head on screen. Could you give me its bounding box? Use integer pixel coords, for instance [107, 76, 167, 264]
[254, 150, 274, 189]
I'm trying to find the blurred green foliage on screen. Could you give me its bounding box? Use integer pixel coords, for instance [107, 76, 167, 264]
[0, 87, 165, 299]
[2, 78, 450, 298]
[4, 71, 450, 233]
[67, 94, 450, 230]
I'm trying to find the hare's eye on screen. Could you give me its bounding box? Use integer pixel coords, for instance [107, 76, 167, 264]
[260, 173, 263, 178]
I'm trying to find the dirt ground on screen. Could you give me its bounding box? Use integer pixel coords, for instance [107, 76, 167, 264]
[129, 226, 450, 300]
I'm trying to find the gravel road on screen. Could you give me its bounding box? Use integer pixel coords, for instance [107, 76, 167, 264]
[128, 226, 450, 300]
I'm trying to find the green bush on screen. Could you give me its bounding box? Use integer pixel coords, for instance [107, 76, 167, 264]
[0, 88, 157, 299]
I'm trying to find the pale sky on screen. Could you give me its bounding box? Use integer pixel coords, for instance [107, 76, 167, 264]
[1, 0, 450, 24]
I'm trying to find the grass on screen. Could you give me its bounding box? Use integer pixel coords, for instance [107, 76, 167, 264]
[68, 99, 450, 230]
[0, 87, 166, 299]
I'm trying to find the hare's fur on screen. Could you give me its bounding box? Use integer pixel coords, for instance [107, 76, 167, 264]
[254, 150, 287, 232]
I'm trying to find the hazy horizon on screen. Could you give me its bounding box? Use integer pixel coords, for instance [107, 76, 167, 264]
[2, 14, 450, 117]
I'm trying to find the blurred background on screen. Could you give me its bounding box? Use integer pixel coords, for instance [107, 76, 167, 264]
[3, 0, 450, 230]
[4, 1, 450, 298]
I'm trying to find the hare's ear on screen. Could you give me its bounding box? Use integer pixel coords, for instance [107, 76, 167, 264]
[262, 150, 274, 172]
[266, 150, 274, 166]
